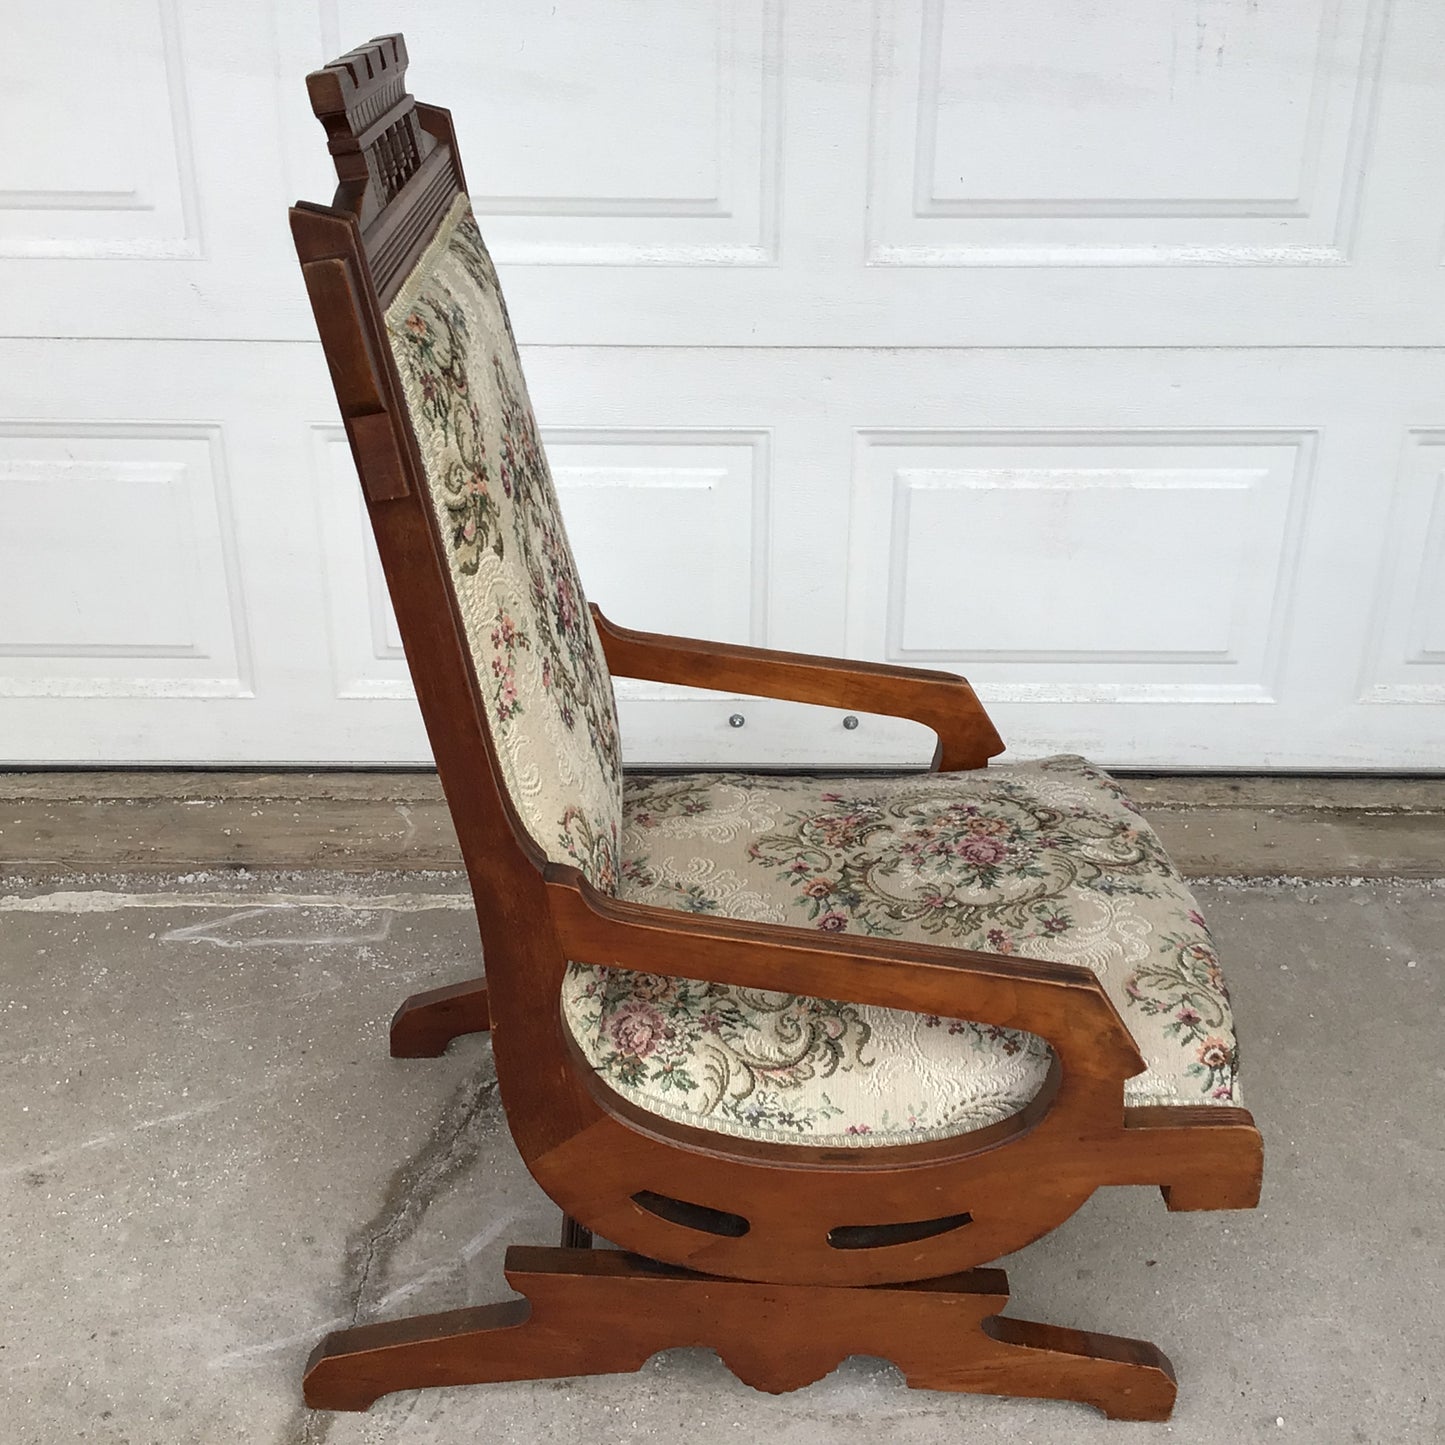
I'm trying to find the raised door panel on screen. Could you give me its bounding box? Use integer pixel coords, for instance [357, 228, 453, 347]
[0, 423, 250, 699]
[846, 430, 1313, 703]
[1360, 431, 1445, 704]
[0, 0, 199, 260]
[296, 0, 780, 264]
[868, 0, 1385, 265]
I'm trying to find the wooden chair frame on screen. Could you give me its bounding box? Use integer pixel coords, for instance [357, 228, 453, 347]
[291, 34, 1262, 1421]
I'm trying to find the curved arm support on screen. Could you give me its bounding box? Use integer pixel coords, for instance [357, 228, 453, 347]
[544, 870, 1145, 1086]
[590, 605, 1004, 772]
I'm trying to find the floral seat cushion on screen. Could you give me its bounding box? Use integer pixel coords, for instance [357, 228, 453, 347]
[561, 756, 1240, 1148]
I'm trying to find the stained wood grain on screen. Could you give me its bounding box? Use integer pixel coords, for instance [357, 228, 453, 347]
[304, 1247, 1177, 1420]
[592, 605, 1004, 771]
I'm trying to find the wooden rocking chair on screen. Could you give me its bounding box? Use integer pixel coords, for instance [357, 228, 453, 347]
[291, 35, 1262, 1422]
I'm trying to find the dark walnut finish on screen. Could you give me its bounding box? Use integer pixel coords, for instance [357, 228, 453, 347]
[291, 34, 1262, 1420]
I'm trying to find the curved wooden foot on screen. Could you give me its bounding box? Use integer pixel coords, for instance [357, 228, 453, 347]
[303, 1247, 1176, 1420]
[389, 978, 490, 1058]
[933, 1317, 1176, 1421]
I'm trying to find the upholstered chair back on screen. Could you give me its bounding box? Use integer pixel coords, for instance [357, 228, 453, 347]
[383, 195, 624, 893]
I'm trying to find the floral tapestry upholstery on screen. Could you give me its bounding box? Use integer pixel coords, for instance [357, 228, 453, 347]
[385, 196, 623, 888]
[561, 756, 1240, 1148]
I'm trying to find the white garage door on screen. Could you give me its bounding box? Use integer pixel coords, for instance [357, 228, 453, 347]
[3, 0, 1444, 770]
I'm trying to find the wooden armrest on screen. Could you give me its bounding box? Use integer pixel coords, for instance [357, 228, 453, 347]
[545, 870, 1145, 1085]
[590, 605, 1004, 772]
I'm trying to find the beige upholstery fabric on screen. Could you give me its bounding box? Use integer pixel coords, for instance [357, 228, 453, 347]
[562, 757, 1241, 1147]
[385, 196, 623, 889]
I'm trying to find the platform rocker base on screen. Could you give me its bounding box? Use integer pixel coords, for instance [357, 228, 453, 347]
[303, 1246, 1177, 1421]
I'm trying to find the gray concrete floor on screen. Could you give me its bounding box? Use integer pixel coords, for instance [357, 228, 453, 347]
[1, 870, 1442, 1444]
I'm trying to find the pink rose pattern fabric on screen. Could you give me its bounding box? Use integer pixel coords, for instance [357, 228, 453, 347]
[561, 757, 1241, 1147]
[385, 197, 623, 889]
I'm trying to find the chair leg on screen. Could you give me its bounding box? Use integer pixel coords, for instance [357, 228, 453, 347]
[303, 1246, 1177, 1420]
[389, 978, 490, 1058]
[908, 1316, 1176, 1421]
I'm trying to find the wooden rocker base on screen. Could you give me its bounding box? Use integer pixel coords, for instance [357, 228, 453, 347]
[389, 978, 490, 1058]
[303, 1246, 1177, 1421]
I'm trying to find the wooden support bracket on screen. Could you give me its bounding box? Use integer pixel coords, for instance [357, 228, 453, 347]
[304, 1246, 1177, 1420]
